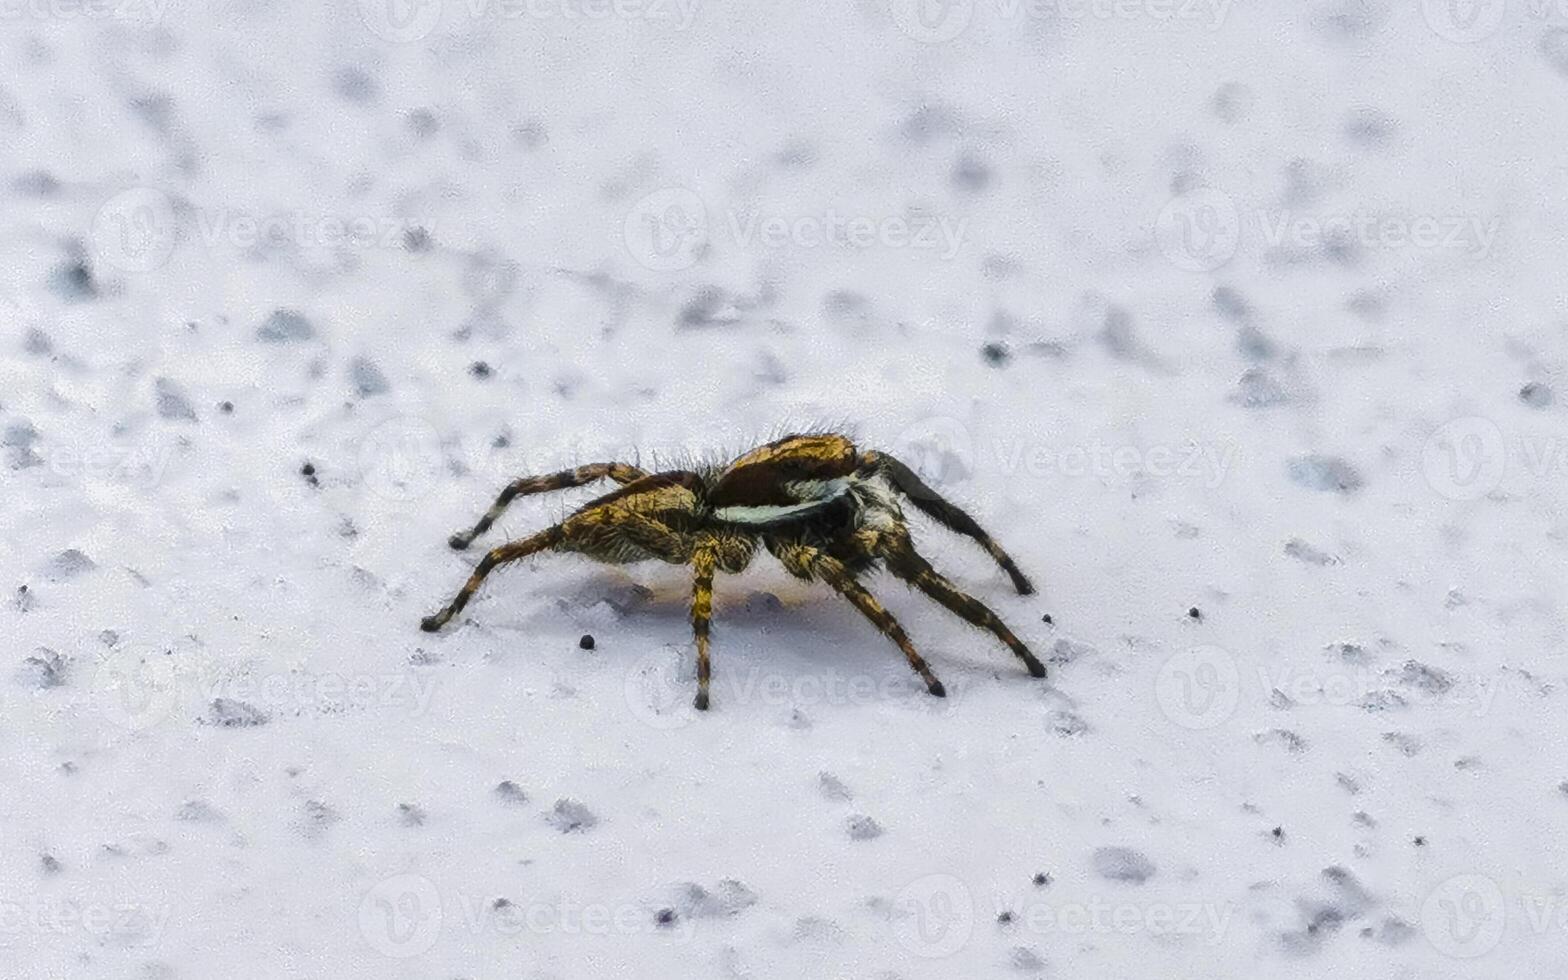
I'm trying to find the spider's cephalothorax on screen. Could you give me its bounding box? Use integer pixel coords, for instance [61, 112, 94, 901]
[421, 433, 1045, 709]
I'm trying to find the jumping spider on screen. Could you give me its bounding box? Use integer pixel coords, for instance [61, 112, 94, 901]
[421, 433, 1045, 709]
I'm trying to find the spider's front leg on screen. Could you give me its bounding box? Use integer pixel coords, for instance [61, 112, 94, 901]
[421, 525, 567, 631]
[859, 450, 1035, 595]
[879, 533, 1046, 679]
[424, 501, 684, 631]
[447, 462, 647, 550]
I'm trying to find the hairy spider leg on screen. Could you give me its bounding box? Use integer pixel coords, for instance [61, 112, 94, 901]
[690, 546, 717, 710]
[421, 525, 567, 631]
[425, 504, 696, 631]
[859, 450, 1035, 596]
[771, 542, 947, 698]
[448, 462, 648, 550]
[879, 534, 1047, 678]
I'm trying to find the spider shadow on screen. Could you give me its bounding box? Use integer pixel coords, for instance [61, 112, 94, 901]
[478, 559, 1025, 692]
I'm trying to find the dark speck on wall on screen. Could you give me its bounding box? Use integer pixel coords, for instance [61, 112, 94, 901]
[331, 66, 381, 104]
[952, 153, 993, 192]
[52, 257, 97, 301]
[404, 227, 433, 252]
[1520, 381, 1553, 408]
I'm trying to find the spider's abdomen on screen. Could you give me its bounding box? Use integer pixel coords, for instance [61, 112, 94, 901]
[708, 433, 860, 511]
